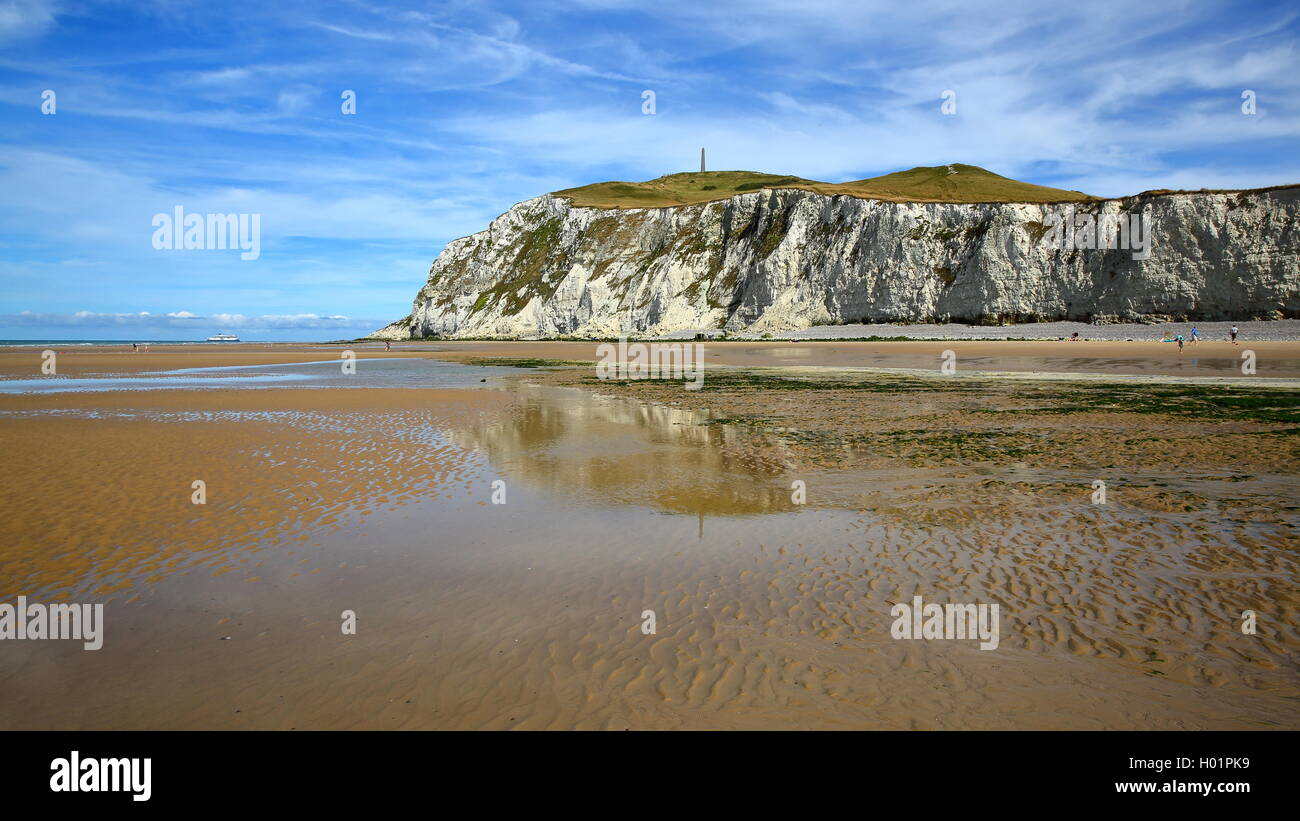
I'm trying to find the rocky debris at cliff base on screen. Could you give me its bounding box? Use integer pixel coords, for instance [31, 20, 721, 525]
[763, 319, 1300, 342]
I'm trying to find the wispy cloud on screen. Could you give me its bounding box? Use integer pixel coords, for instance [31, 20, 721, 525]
[1, 309, 380, 339]
[0, 0, 57, 42]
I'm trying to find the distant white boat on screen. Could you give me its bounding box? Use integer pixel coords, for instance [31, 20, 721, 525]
[206, 333, 240, 342]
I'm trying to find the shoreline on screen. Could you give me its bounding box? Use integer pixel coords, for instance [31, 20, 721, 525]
[7, 336, 1299, 380]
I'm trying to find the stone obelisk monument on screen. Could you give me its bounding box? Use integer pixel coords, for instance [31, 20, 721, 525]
[700, 147, 705, 173]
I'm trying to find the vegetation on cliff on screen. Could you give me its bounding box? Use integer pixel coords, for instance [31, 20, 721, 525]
[553, 164, 1098, 209]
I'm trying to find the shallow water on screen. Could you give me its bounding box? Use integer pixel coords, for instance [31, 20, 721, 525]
[0, 357, 527, 394]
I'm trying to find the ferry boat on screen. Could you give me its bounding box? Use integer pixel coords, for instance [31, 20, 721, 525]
[206, 333, 240, 342]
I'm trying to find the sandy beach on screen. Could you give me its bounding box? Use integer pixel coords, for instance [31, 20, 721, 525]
[0, 339, 1296, 729]
[415, 338, 1300, 379]
[5, 336, 1298, 378]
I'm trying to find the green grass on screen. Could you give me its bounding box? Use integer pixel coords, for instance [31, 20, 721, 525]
[553, 164, 1099, 209]
[554, 171, 818, 208]
[827, 163, 1096, 204]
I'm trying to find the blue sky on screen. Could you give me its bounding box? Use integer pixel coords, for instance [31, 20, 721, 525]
[1, 0, 1297, 340]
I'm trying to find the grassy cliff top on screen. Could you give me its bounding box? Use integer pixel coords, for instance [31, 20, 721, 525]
[553, 164, 1100, 208]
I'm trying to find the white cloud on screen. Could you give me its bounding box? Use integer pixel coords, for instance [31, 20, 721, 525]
[4, 310, 379, 330]
[0, 0, 56, 42]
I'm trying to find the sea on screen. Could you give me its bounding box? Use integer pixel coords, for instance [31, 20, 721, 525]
[0, 340, 261, 347]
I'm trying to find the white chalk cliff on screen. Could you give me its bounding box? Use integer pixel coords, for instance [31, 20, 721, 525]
[373, 183, 1299, 339]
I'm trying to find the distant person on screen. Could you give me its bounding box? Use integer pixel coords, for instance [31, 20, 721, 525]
[131, 343, 137, 352]
[1190, 326, 1199, 343]
[1068, 332, 1080, 341]
[1176, 333, 1184, 352]
[1230, 325, 1239, 345]
[384, 340, 391, 351]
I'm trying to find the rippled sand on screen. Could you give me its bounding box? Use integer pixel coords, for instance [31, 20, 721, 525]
[0, 388, 512, 599]
[0, 345, 1295, 729]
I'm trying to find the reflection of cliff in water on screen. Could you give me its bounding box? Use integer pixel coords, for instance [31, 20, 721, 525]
[447, 383, 797, 516]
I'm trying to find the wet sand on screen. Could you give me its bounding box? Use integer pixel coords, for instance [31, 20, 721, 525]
[0, 343, 1296, 729]
[427, 339, 1300, 378]
[0, 388, 512, 599]
[4, 337, 1299, 378]
[0, 345, 407, 377]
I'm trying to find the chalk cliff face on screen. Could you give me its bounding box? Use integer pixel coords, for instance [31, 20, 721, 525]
[373, 185, 1300, 338]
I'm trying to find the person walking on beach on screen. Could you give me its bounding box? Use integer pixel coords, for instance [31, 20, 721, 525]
[1230, 324, 1239, 344]
[1176, 333, 1185, 352]
[384, 340, 391, 351]
[1190, 326, 1199, 343]
[132, 343, 137, 352]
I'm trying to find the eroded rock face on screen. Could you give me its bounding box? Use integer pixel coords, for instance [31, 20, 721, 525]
[373, 186, 1300, 339]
